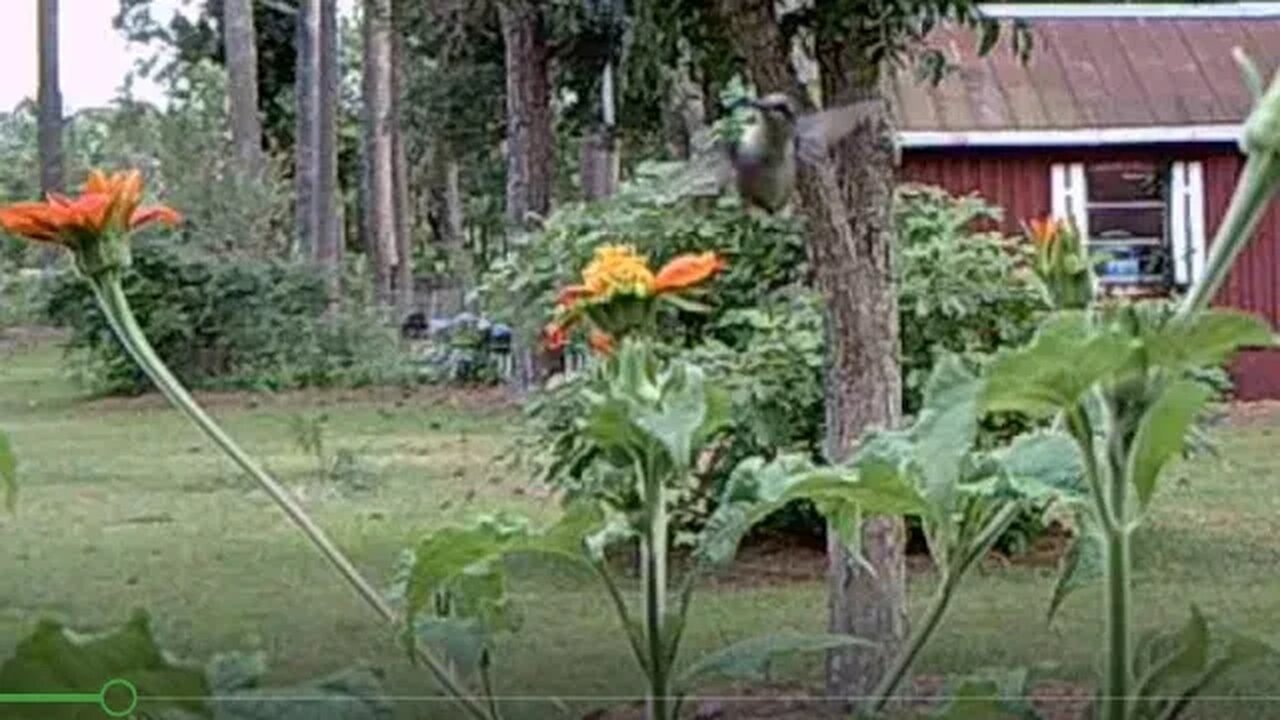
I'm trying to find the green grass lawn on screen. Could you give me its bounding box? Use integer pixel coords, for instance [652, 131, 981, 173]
[2, 332, 1280, 719]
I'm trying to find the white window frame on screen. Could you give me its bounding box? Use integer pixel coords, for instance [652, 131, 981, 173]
[1049, 160, 1207, 292]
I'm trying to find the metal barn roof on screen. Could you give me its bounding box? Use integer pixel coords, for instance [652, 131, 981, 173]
[892, 4, 1280, 146]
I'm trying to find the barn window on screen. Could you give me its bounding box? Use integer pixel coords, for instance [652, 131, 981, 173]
[1051, 160, 1206, 296]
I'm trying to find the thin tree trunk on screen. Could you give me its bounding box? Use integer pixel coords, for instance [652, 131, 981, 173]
[580, 61, 619, 200]
[295, 0, 321, 259]
[497, 0, 553, 230]
[223, 0, 264, 180]
[715, 0, 905, 703]
[362, 0, 397, 306]
[498, 0, 556, 389]
[37, 0, 62, 196]
[316, 0, 342, 304]
[391, 21, 413, 316]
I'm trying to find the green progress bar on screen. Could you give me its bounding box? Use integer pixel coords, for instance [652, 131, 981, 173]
[0, 679, 138, 718]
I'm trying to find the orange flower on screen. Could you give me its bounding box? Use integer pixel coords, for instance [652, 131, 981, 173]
[543, 322, 568, 351]
[653, 252, 726, 294]
[1026, 217, 1061, 247]
[557, 285, 592, 308]
[0, 169, 181, 248]
[581, 245, 656, 299]
[588, 330, 615, 355]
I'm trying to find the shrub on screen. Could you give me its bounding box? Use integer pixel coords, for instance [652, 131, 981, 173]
[497, 177, 1051, 543]
[44, 240, 415, 394]
[0, 263, 56, 327]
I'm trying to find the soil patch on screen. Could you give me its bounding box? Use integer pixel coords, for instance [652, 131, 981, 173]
[584, 677, 1093, 720]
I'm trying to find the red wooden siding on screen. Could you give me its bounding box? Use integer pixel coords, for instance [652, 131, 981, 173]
[901, 146, 1280, 399]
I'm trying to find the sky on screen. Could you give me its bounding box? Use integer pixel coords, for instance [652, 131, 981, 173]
[0, 0, 356, 113]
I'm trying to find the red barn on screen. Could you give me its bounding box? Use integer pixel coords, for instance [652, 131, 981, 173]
[894, 3, 1280, 399]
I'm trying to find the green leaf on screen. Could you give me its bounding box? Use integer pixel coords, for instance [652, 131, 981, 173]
[993, 432, 1085, 501]
[206, 652, 267, 693]
[1128, 380, 1214, 509]
[0, 431, 15, 512]
[213, 665, 393, 720]
[1047, 513, 1104, 623]
[0, 610, 211, 719]
[912, 355, 982, 510]
[983, 312, 1133, 418]
[928, 667, 1042, 719]
[674, 633, 871, 691]
[1144, 310, 1272, 372]
[699, 455, 928, 566]
[634, 363, 712, 471]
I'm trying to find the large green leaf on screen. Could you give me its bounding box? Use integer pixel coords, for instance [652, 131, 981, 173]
[634, 363, 712, 472]
[212, 665, 393, 720]
[1143, 310, 1272, 372]
[1128, 380, 1214, 509]
[0, 610, 210, 719]
[912, 355, 982, 510]
[983, 312, 1133, 419]
[674, 633, 871, 691]
[0, 430, 15, 511]
[1046, 512, 1104, 623]
[699, 455, 928, 567]
[993, 432, 1085, 501]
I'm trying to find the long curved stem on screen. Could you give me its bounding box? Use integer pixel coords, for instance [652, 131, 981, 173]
[866, 501, 1022, 715]
[91, 277, 491, 720]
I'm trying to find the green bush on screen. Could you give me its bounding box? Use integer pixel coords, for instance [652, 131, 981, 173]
[497, 175, 1051, 542]
[44, 240, 415, 394]
[0, 263, 55, 327]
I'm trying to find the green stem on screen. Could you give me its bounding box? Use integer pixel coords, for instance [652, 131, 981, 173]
[1179, 151, 1280, 317]
[865, 502, 1022, 715]
[643, 477, 670, 720]
[1103, 524, 1132, 720]
[90, 278, 491, 720]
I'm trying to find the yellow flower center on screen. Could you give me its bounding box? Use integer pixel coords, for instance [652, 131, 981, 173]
[581, 244, 655, 300]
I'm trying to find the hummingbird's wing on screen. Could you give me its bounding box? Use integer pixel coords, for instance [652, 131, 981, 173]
[662, 129, 735, 200]
[793, 100, 879, 166]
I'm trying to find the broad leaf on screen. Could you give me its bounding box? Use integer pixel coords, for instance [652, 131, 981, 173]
[212, 665, 393, 720]
[1128, 380, 1214, 509]
[912, 355, 982, 510]
[983, 312, 1133, 418]
[634, 363, 712, 472]
[1047, 512, 1104, 622]
[1143, 310, 1272, 372]
[0, 430, 15, 511]
[0, 610, 210, 719]
[674, 633, 871, 691]
[993, 432, 1085, 501]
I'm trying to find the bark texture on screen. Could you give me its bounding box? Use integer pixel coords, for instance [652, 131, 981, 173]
[716, 0, 905, 702]
[223, 0, 264, 179]
[391, 21, 414, 315]
[580, 62, 619, 200]
[498, 0, 556, 390]
[362, 0, 398, 305]
[37, 0, 63, 196]
[498, 0, 553, 229]
[316, 0, 343, 300]
[295, 0, 321, 258]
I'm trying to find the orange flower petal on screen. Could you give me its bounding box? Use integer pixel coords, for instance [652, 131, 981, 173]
[0, 203, 65, 244]
[130, 205, 183, 230]
[83, 169, 111, 194]
[543, 323, 568, 351]
[653, 252, 726, 293]
[557, 285, 591, 309]
[588, 330, 615, 356]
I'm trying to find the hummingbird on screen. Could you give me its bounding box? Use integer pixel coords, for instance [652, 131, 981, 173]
[679, 92, 879, 213]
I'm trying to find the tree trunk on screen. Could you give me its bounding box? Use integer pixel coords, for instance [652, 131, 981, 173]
[497, 0, 553, 230]
[391, 21, 413, 316]
[316, 0, 342, 304]
[498, 0, 556, 390]
[37, 0, 62, 196]
[580, 61, 619, 200]
[223, 0, 264, 180]
[715, 0, 905, 703]
[429, 145, 473, 298]
[362, 0, 398, 306]
[295, 0, 321, 259]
